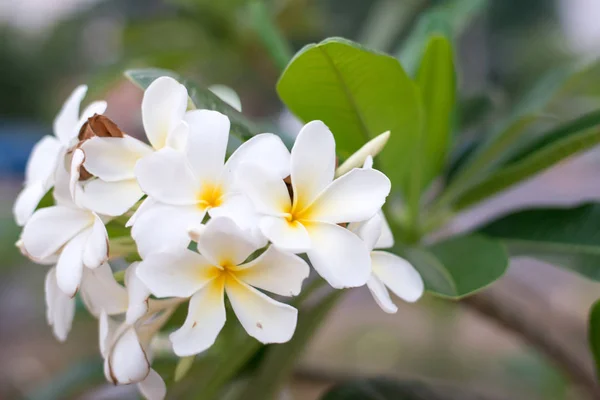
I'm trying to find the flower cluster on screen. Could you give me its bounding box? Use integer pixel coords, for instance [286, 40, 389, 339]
[15, 77, 424, 399]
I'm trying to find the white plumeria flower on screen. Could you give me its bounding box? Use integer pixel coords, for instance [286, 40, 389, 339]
[349, 213, 424, 313]
[77, 76, 190, 217]
[137, 217, 309, 356]
[13, 85, 107, 226]
[43, 261, 143, 341]
[238, 121, 391, 289]
[100, 312, 166, 400]
[20, 162, 109, 297]
[132, 109, 290, 257]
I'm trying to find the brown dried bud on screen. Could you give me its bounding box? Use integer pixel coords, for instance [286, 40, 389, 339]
[76, 114, 124, 181]
[78, 114, 124, 142]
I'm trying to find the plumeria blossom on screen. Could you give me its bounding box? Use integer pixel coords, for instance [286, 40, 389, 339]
[20, 161, 109, 297]
[96, 262, 168, 400]
[76, 76, 191, 217]
[100, 308, 168, 400]
[137, 217, 309, 356]
[349, 213, 424, 313]
[13, 85, 107, 226]
[132, 109, 290, 257]
[238, 120, 391, 289]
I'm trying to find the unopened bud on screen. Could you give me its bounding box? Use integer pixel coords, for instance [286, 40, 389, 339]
[335, 130, 390, 177]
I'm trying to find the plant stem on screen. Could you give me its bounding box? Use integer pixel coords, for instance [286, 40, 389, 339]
[461, 275, 600, 398]
[249, 0, 293, 72]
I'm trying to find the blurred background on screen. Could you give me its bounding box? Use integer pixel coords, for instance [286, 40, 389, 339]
[2, 0, 600, 399]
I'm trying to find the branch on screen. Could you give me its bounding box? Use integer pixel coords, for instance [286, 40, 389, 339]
[461, 274, 600, 398]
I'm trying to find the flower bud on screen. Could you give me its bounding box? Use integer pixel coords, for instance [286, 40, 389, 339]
[77, 114, 125, 180]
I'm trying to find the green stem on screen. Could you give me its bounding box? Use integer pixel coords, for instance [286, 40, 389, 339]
[243, 289, 344, 400]
[249, 1, 293, 72]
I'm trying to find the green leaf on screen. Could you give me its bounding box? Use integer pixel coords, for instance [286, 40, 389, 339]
[480, 203, 600, 281]
[415, 35, 455, 191]
[125, 68, 259, 141]
[277, 37, 422, 194]
[396, 0, 487, 75]
[321, 377, 505, 400]
[454, 119, 600, 210]
[401, 234, 508, 299]
[588, 300, 600, 379]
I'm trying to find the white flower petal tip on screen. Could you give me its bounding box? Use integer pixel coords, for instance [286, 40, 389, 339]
[45, 267, 75, 341]
[125, 263, 151, 325]
[188, 224, 206, 242]
[335, 130, 390, 177]
[142, 76, 188, 150]
[106, 326, 151, 385]
[138, 369, 167, 400]
[371, 251, 424, 305]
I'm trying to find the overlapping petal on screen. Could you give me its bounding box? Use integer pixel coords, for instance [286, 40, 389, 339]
[184, 110, 230, 181]
[81, 135, 153, 181]
[371, 251, 424, 303]
[226, 275, 297, 344]
[197, 217, 256, 267]
[45, 267, 75, 341]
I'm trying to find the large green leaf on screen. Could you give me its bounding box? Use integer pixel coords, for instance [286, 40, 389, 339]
[400, 234, 508, 299]
[125, 68, 259, 141]
[480, 204, 600, 281]
[415, 35, 455, 192]
[588, 299, 600, 380]
[276, 37, 422, 192]
[453, 120, 600, 210]
[321, 377, 506, 400]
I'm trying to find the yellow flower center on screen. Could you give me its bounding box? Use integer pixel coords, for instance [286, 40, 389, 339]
[196, 182, 224, 210]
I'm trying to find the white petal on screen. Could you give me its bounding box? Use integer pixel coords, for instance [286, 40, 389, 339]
[83, 215, 108, 268]
[56, 229, 89, 297]
[165, 119, 189, 151]
[78, 178, 144, 217]
[207, 194, 267, 248]
[131, 202, 204, 258]
[184, 110, 230, 181]
[371, 251, 424, 303]
[21, 205, 92, 260]
[126, 197, 155, 228]
[125, 262, 151, 324]
[197, 217, 257, 267]
[52, 155, 75, 207]
[69, 149, 86, 205]
[137, 250, 218, 298]
[234, 246, 309, 296]
[291, 121, 335, 211]
[209, 84, 242, 112]
[374, 212, 394, 249]
[259, 216, 310, 253]
[24, 135, 62, 185]
[13, 182, 48, 227]
[45, 267, 75, 341]
[170, 278, 226, 356]
[226, 275, 297, 344]
[135, 148, 199, 205]
[138, 369, 167, 400]
[99, 311, 119, 357]
[142, 76, 188, 150]
[53, 85, 87, 144]
[237, 164, 291, 216]
[77, 101, 108, 128]
[81, 135, 153, 181]
[80, 263, 128, 317]
[226, 133, 291, 179]
[348, 213, 383, 252]
[366, 274, 397, 314]
[108, 326, 150, 384]
[306, 222, 371, 288]
[308, 168, 391, 224]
